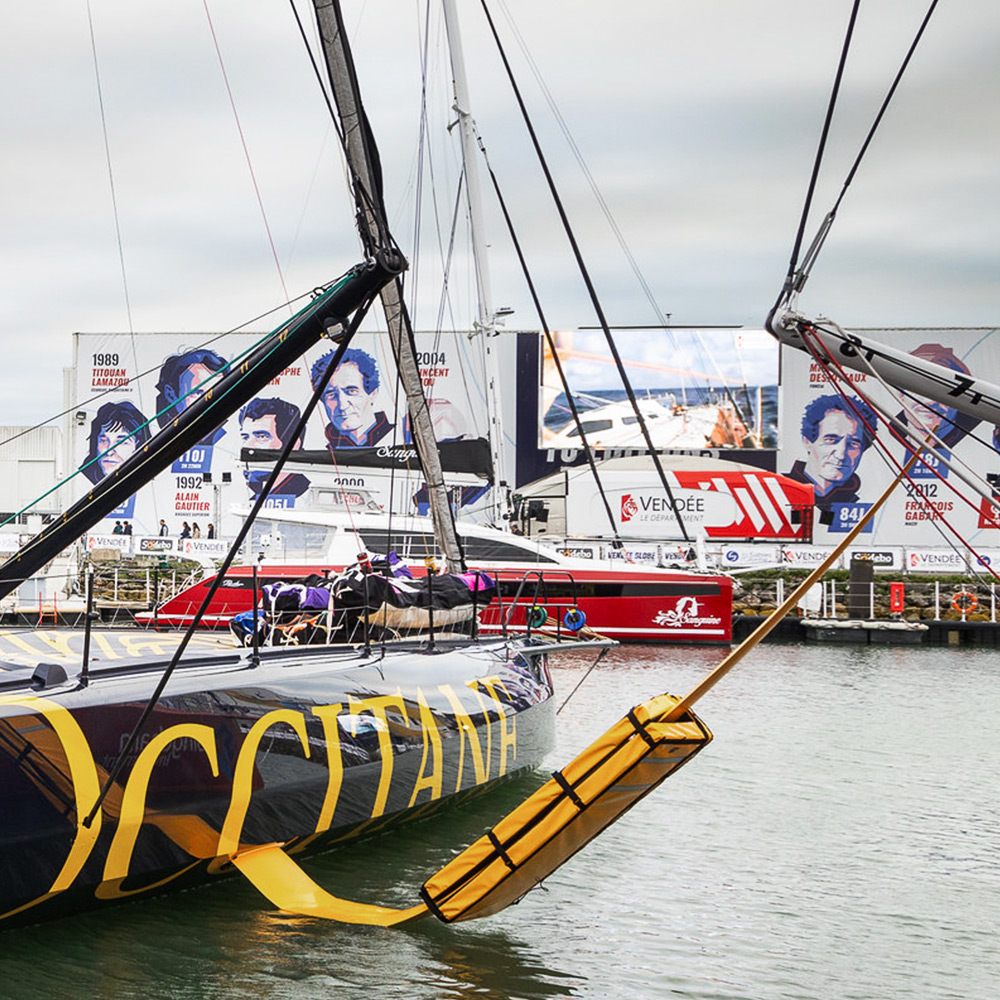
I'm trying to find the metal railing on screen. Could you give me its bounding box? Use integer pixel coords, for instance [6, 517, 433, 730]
[733, 577, 999, 623]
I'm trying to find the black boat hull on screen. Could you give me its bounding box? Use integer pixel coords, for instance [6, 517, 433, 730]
[0, 638, 555, 929]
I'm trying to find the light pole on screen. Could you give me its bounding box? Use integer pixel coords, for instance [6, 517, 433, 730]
[202, 471, 232, 538]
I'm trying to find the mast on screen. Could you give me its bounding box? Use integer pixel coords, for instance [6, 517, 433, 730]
[441, 0, 509, 518]
[0, 262, 399, 599]
[311, 0, 465, 570]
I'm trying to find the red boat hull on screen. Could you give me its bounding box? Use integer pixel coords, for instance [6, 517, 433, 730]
[136, 564, 732, 644]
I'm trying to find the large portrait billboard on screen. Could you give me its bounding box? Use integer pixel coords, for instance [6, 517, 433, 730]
[778, 328, 1000, 548]
[70, 331, 493, 538]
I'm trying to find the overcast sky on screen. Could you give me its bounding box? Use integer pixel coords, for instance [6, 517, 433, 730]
[1, 0, 997, 423]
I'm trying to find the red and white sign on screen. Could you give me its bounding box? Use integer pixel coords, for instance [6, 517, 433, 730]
[567, 468, 813, 541]
[905, 548, 968, 574]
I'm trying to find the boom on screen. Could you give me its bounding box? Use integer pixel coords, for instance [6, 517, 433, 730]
[769, 310, 1000, 427]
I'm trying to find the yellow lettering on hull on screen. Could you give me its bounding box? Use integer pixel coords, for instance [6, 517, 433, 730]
[470, 676, 517, 776]
[218, 709, 310, 857]
[409, 689, 443, 807]
[97, 723, 219, 900]
[0, 696, 103, 921]
[438, 684, 488, 791]
[347, 691, 408, 818]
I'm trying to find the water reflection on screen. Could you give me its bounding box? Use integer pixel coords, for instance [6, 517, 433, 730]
[4, 644, 1000, 1000]
[2, 774, 583, 1000]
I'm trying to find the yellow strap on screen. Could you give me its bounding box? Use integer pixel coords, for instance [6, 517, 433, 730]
[230, 843, 428, 926]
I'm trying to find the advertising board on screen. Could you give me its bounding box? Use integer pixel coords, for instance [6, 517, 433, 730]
[564, 467, 811, 541]
[70, 331, 491, 537]
[779, 329, 1000, 550]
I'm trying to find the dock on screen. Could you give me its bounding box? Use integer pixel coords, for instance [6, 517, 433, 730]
[734, 614, 1000, 646]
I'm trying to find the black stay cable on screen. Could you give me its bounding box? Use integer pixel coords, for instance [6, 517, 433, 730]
[771, 0, 940, 318]
[481, 147, 624, 549]
[479, 0, 690, 543]
[834, 0, 940, 217]
[83, 295, 378, 828]
[770, 0, 861, 319]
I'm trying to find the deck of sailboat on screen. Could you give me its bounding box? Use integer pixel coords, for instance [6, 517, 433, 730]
[0, 626, 540, 695]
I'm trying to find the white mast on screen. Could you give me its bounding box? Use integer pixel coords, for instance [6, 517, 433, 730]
[441, 0, 510, 519]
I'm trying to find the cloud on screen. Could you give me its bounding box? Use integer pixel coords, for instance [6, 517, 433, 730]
[0, 0, 996, 426]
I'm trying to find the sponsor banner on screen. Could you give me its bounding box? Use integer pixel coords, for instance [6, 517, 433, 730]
[248, 439, 493, 478]
[136, 536, 178, 555]
[595, 542, 662, 564]
[970, 549, 1000, 570]
[719, 545, 782, 569]
[71, 332, 492, 538]
[86, 534, 131, 552]
[779, 329, 1000, 549]
[565, 468, 812, 541]
[781, 545, 841, 569]
[848, 548, 904, 571]
[180, 538, 228, 559]
[905, 548, 968, 574]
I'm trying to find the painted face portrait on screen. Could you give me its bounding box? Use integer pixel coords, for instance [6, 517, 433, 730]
[240, 414, 283, 449]
[802, 409, 864, 494]
[176, 362, 219, 412]
[155, 349, 228, 444]
[81, 401, 151, 485]
[97, 423, 138, 476]
[901, 395, 949, 435]
[322, 362, 378, 443]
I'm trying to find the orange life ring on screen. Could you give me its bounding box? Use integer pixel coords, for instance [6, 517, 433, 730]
[952, 590, 978, 613]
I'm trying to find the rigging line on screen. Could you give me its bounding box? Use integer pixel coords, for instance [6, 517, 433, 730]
[84, 0, 142, 416]
[83, 295, 378, 828]
[555, 645, 610, 716]
[202, 0, 291, 311]
[667, 445, 924, 724]
[800, 329, 1000, 581]
[491, 3, 688, 364]
[809, 352, 1000, 585]
[481, 154, 623, 550]
[301, 0, 401, 259]
[479, 0, 690, 544]
[434, 176, 465, 344]
[286, 0, 393, 258]
[789, 0, 942, 299]
[412, 9, 469, 354]
[0, 289, 317, 453]
[401, 272, 469, 570]
[769, 0, 861, 318]
[408, 0, 433, 324]
[831, 0, 941, 218]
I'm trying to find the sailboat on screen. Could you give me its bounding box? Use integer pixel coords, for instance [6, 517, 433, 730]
[0, 0, 613, 930]
[129, 0, 743, 646]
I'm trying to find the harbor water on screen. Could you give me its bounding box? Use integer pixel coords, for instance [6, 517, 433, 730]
[3, 641, 999, 999]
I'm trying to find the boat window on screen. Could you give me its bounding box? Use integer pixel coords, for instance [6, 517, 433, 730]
[496, 580, 723, 599]
[247, 520, 332, 562]
[567, 419, 613, 438]
[464, 538, 559, 563]
[357, 527, 558, 564]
